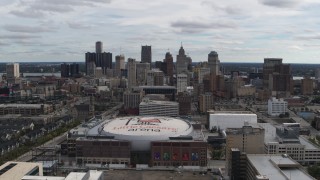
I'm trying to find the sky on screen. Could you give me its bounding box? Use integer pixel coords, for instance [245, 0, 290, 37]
[1, 0, 320, 63]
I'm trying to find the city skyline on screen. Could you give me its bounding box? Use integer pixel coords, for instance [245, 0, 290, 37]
[0, 0, 320, 63]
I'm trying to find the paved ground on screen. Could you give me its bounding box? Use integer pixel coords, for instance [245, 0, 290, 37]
[104, 170, 213, 180]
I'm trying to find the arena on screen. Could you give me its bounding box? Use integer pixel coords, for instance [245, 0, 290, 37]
[75, 116, 207, 167]
[93, 116, 194, 151]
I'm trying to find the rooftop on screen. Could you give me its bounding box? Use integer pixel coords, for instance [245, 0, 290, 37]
[0, 161, 43, 180]
[247, 154, 314, 180]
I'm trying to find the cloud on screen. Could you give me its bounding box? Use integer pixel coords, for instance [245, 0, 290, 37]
[10, 0, 112, 18]
[67, 22, 93, 29]
[171, 20, 236, 33]
[288, 45, 303, 50]
[10, 9, 45, 18]
[259, 0, 300, 8]
[3, 24, 57, 33]
[0, 34, 41, 39]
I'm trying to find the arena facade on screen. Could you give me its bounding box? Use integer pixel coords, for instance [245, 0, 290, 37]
[74, 116, 207, 167]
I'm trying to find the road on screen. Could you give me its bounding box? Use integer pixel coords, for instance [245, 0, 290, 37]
[15, 132, 67, 162]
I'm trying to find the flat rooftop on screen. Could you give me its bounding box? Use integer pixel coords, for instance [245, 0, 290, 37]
[0, 161, 43, 180]
[247, 154, 314, 180]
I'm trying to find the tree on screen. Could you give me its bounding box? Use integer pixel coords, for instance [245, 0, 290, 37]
[308, 165, 320, 179]
[279, 114, 285, 118]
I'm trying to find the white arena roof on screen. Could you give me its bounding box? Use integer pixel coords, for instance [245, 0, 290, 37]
[91, 116, 194, 151]
[102, 116, 190, 136]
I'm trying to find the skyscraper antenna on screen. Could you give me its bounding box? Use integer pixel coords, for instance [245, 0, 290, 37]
[181, 42, 183, 47]
[119, 46, 122, 55]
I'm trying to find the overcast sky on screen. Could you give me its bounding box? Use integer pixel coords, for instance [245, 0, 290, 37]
[1, 0, 320, 63]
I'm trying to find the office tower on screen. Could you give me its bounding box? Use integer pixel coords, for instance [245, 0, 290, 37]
[6, 63, 20, 79]
[61, 63, 70, 78]
[177, 92, 191, 115]
[263, 58, 282, 89]
[70, 63, 79, 77]
[115, 55, 125, 77]
[301, 76, 314, 95]
[96, 52, 112, 73]
[96, 41, 103, 53]
[198, 68, 210, 83]
[136, 62, 150, 86]
[177, 73, 188, 93]
[269, 64, 293, 97]
[127, 58, 136, 89]
[85, 52, 96, 76]
[141, 45, 152, 64]
[225, 125, 265, 179]
[208, 51, 220, 76]
[176, 45, 188, 74]
[164, 52, 174, 84]
[316, 68, 320, 82]
[85, 42, 112, 76]
[147, 69, 164, 86]
[199, 93, 213, 113]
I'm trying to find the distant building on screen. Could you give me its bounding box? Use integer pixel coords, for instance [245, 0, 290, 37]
[139, 98, 179, 117]
[177, 73, 188, 93]
[164, 52, 174, 85]
[176, 45, 188, 75]
[85, 52, 96, 76]
[141, 45, 152, 64]
[177, 92, 192, 115]
[226, 125, 265, 179]
[115, 55, 125, 77]
[263, 58, 282, 89]
[123, 90, 144, 109]
[301, 76, 314, 95]
[95, 41, 103, 53]
[85, 42, 112, 76]
[208, 51, 220, 76]
[198, 68, 210, 83]
[136, 62, 150, 86]
[61, 63, 70, 78]
[199, 93, 213, 113]
[316, 68, 320, 82]
[6, 63, 20, 79]
[127, 58, 136, 89]
[147, 69, 164, 86]
[267, 97, 288, 116]
[70, 63, 79, 77]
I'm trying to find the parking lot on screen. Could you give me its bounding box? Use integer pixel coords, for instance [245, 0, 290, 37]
[104, 170, 213, 180]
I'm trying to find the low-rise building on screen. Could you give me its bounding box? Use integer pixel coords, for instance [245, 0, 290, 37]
[268, 97, 288, 116]
[139, 98, 179, 117]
